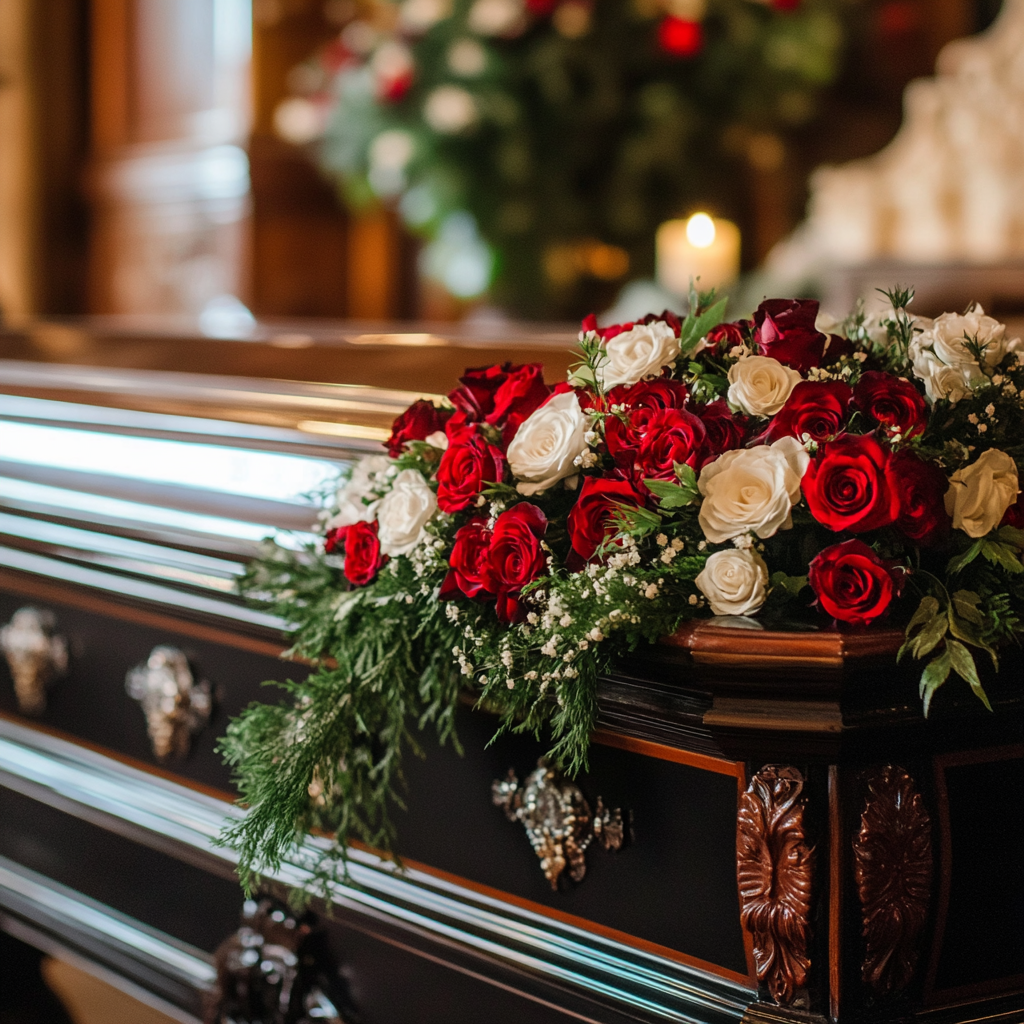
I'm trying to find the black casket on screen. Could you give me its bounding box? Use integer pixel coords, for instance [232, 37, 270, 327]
[0, 356, 1020, 1024]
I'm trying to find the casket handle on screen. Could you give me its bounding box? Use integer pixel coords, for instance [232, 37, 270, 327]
[126, 645, 212, 760]
[206, 897, 351, 1024]
[0, 606, 68, 716]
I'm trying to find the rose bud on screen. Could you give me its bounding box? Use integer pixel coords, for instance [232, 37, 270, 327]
[340, 520, 384, 587]
[802, 433, 899, 534]
[753, 298, 830, 373]
[809, 538, 901, 627]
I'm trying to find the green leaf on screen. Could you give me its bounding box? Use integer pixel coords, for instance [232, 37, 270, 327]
[945, 638, 993, 711]
[981, 541, 1024, 574]
[997, 525, 1024, 549]
[947, 539, 984, 575]
[644, 476, 698, 509]
[770, 571, 809, 597]
[907, 595, 941, 631]
[911, 611, 949, 660]
[919, 648, 951, 717]
[951, 590, 984, 625]
[679, 297, 729, 354]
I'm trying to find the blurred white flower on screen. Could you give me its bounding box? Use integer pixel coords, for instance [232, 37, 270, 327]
[399, 0, 452, 33]
[467, 0, 525, 36]
[448, 37, 487, 76]
[273, 98, 327, 145]
[423, 85, 478, 133]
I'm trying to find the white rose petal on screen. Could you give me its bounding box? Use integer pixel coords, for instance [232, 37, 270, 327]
[376, 469, 437, 557]
[596, 321, 680, 390]
[944, 448, 1019, 538]
[507, 391, 588, 495]
[424, 430, 449, 449]
[909, 306, 1021, 404]
[697, 440, 806, 544]
[726, 355, 802, 417]
[695, 548, 770, 616]
[327, 454, 392, 529]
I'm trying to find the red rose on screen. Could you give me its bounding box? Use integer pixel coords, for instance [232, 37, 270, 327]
[809, 539, 899, 627]
[386, 399, 451, 457]
[803, 433, 899, 533]
[566, 476, 645, 565]
[635, 408, 707, 481]
[753, 298, 828, 372]
[891, 451, 951, 547]
[764, 380, 853, 444]
[440, 518, 493, 601]
[605, 378, 689, 462]
[854, 371, 928, 439]
[481, 504, 548, 623]
[448, 363, 511, 425]
[487, 363, 550, 445]
[693, 399, 747, 467]
[436, 432, 505, 513]
[333, 520, 384, 587]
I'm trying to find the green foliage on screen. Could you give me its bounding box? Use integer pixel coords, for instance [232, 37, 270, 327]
[299, 0, 856, 316]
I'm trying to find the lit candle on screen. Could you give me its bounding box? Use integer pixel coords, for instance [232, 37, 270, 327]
[656, 213, 741, 297]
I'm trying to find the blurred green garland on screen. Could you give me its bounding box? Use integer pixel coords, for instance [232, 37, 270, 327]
[279, 0, 855, 316]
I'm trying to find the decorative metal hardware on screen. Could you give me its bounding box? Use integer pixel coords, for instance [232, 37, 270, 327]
[0, 607, 68, 716]
[126, 645, 212, 760]
[737, 764, 814, 1007]
[207, 897, 349, 1024]
[854, 765, 933, 996]
[492, 758, 624, 890]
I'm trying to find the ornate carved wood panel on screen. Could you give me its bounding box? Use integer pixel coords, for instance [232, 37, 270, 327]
[854, 764, 933, 996]
[736, 764, 814, 1006]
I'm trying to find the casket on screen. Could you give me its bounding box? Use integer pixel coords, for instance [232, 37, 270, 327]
[0, 354, 1020, 1024]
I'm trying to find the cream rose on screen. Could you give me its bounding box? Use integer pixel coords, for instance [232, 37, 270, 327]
[909, 307, 1021, 403]
[944, 448, 1019, 539]
[376, 468, 437, 557]
[507, 390, 588, 495]
[326, 454, 391, 529]
[695, 548, 770, 616]
[698, 439, 808, 544]
[726, 355, 802, 417]
[596, 321, 681, 390]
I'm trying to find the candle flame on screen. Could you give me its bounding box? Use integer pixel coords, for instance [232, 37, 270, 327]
[686, 212, 716, 249]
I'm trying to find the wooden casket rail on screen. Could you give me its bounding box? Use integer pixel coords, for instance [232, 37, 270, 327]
[0, 360, 1019, 1024]
[0, 315, 579, 394]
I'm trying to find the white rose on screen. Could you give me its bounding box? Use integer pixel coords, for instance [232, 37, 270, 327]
[698, 439, 807, 544]
[326, 454, 391, 529]
[695, 548, 769, 616]
[726, 355, 802, 417]
[909, 306, 1021, 403]
[596, 321, 680, 390]
[376, 469, 437, 556]
[507, 391, 588, 495]
[944, 449, 1019, 539]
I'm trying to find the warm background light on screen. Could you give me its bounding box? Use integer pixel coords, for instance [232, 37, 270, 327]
[657, 215, 740, 297]
[685, 212, 716, 248]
